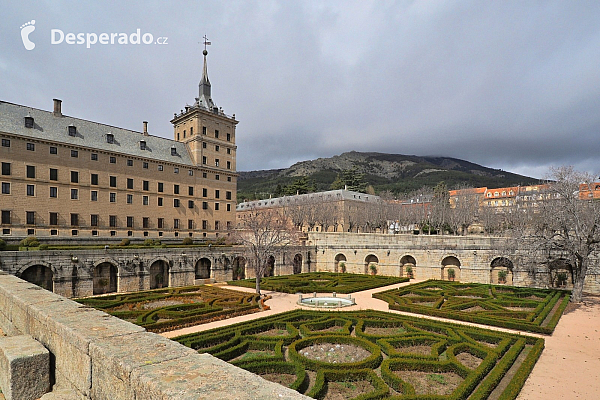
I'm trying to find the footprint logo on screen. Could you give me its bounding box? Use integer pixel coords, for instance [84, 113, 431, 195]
[20, 20, 36, 50]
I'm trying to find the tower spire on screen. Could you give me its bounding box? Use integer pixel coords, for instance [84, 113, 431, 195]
[198, 35, 213, 109]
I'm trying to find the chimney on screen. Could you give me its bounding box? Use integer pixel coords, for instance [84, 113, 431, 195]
[53, 99, 62, 117]
[143, 121, 148, 136]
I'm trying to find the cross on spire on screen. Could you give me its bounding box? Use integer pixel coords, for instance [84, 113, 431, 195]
[203, 35, 211, 51]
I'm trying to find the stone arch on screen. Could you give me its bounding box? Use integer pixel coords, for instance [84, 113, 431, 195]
[195, 258, 211, 280]
[547, 258, 572, 288]
[490, 256, 514, 285]
[232, 256, 246, 280]
[364, 254, 379, 275]
[265, 255, 275, 277]
[19, 264, 54, 291]
[334, 253, 347, 273]
[293, 254, 302, 274]
[149, 258, 169, 289]
[93, 261, 118, 295]
[399, 254, 417, 278]
[441, 255, 461, 281]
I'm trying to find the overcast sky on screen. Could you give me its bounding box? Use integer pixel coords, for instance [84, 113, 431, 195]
[2, 1, 600, 179]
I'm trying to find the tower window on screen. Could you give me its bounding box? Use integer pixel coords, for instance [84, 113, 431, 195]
[202, 127, 207, 135]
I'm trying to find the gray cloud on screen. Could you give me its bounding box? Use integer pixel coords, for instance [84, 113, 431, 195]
[2, 0, 600, 179]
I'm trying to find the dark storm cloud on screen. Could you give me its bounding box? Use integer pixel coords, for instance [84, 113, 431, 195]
[2, 1, 600, 178]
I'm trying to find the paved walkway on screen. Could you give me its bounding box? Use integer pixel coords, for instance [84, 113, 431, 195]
[161, 281, 600, 399]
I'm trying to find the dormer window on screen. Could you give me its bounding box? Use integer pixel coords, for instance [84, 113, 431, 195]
[68, 125, 76, 136]
[106, 133, 114, 144]
[171, 146, 177, 156]
[24, 114, 34, 128]
[140, 140, 146, 150]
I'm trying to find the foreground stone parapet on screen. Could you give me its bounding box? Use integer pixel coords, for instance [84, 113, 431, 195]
[0, 272, 309, 399]
[0, 334, 50, 400]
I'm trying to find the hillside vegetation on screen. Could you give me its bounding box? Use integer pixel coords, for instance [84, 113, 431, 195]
[238, 151, 538, 201]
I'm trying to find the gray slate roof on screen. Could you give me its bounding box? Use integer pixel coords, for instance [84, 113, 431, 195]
[0, 101, 195, 166]
[237, 189, 381, 210]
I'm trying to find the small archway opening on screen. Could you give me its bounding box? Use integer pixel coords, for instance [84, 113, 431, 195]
[233, 257, 246, 280]
[93, 262, 117, 295]
[441, 256, 461, 281]
[149, 259, 169, 289]
[490, 257, 514, 285]
[335, 253, 347, 273]
[195, 258, 211, 280]
[364, 254, 379, 275]
[293, 254, 302, 274]
[399, 255, 416, 278]
[265, 256, 275, 277]
[547, 258, 571, 288]
[20, 265, 53, 291]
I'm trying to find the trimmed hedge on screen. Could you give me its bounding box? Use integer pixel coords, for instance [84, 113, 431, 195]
[228, 272, 408, 294]
[173, 309, 545, 399]
[374, 280, 570, 334]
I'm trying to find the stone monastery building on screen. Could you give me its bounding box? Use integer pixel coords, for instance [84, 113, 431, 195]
[0, 48, 237, 239]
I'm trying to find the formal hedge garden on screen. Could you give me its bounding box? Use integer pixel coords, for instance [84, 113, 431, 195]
[227, 272, 409, 294]
[174, 309, 544, 399]
[373, 280, 570, 334]
[75, 285, 264, 333]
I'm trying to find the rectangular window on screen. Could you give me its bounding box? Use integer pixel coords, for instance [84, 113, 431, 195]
[1, 211, 10, 225]
[215, 159, 220, 167]
[143, 217, 149, 229]
[50, 212, 58, 225]
[202, 142, 207, 149]
[110, 156, 116, 164]
[227, 148, 231, 155]
[109, 215, 117, 227]
[26, 184, 35, 196]
[188, 200, 194, 209]
[227, 176, 231, 182]
[27, 142, 35, 151]
[158, 218, 164, 229]
[50, 187, 57, 198]
[127, 178, 134, 189]
[226, 191, 232, 200]
[127, 159, 133, 167]
[202, 156, 207, 165]
[215, 145, 220, 152]
[127, 194, 133, 204]
[143, 162, 149, 169]
[174, 184, 179, 194]
[71, 213, 79, 226]
[227, 161, 231, 170]
[158, 197, 163, 206]
[158, 165, 163, 171]
[215, 202, 219, 211]
[143, 195, 149, 206]
[71, 189, 78, 200]
[215, 130, 219, 138]
[188, 170, 193, 176]
[215, 174, 220, 180]
[202, 126, 207, 135]
[1, 182, 10, 194]
[215, 190, 220, 199]
[174, 199, 180, 208]
[90, 173, 98, 185]
[215, 221, 220, 230]
[188, 219, 193, 229]
[26, 211, 35, 225]
[127, 216, 134, 228]
[203, 188, 208, 197]
[188, 186, 194, 196]
[227, 203, 231, 212]
[71, 171, 79, 183]
[143, 180, 149, 191]
[91, 153, 98, 161]
[202, 220, 208, 230]
[91, 214, 98, 227]
[110, 192, 116, 203]
[227, 133, 231, 141]
[203, 172, 207, 178]
[174, 219, 180, 229]
[50, 169, 58, 181]
[1, 163, 9, 176]
[158, 182, 163, 192]
[2, 139, 10, 147]
[91, 191, 98, 201]
[71, 150, 78, 158]
[26, 165, 35, 179]
[174, 167, 179, 174]
[110, 176, 117, 187]
[202, 201, 208, 210]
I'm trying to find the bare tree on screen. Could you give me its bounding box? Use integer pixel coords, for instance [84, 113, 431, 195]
[448, 185, 481, 235]
[231, 205, 299, 294]
[509, 166, 600, 302]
